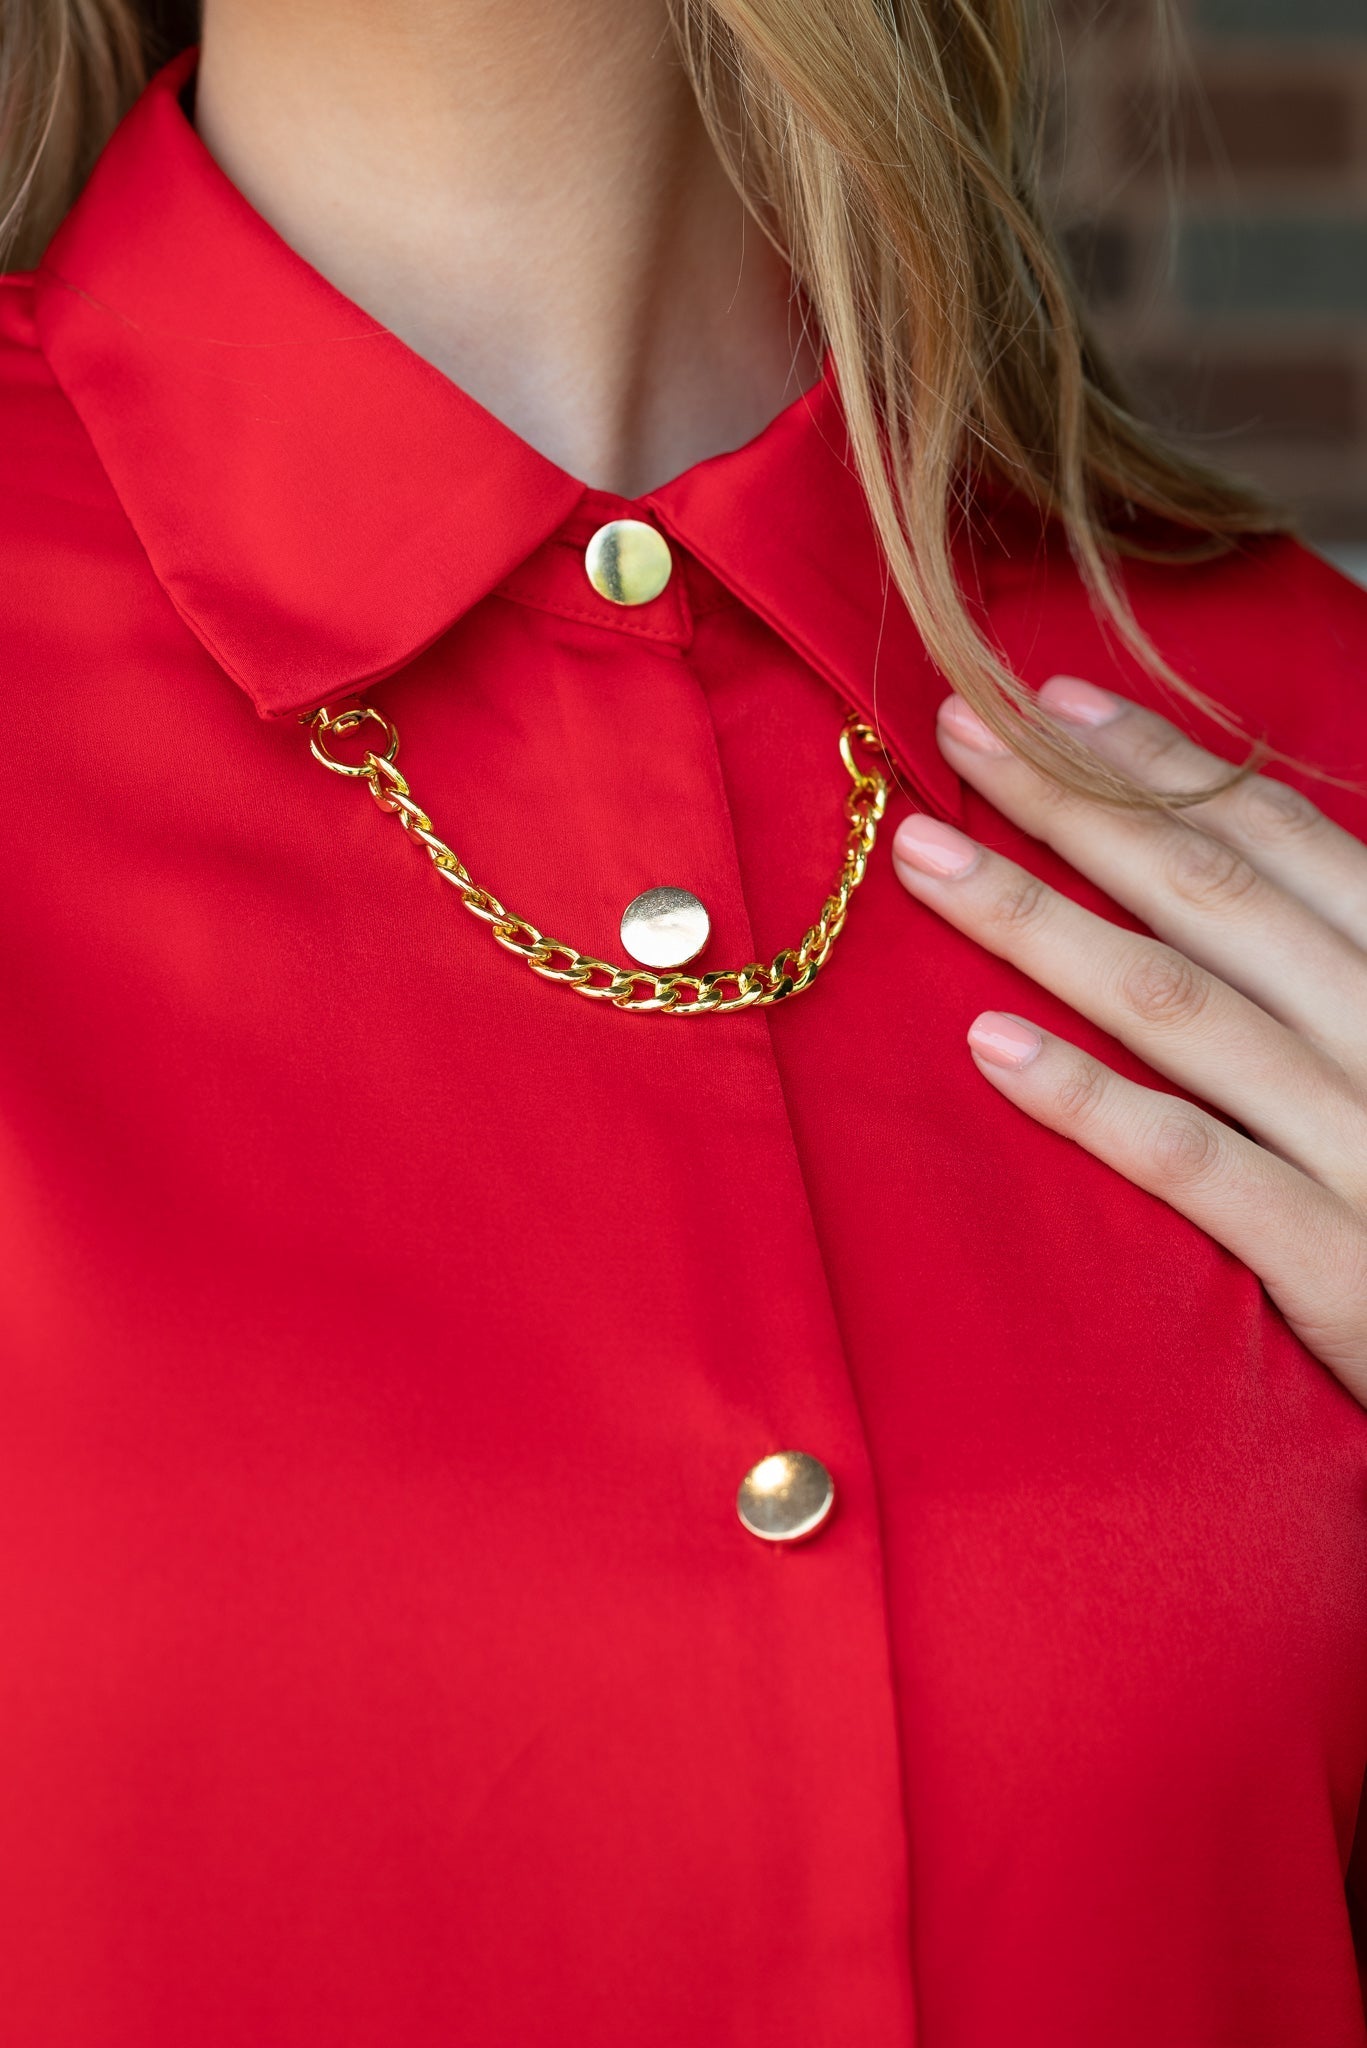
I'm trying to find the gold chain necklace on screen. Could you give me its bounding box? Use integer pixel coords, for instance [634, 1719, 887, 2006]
[305, 701, 889, 1015]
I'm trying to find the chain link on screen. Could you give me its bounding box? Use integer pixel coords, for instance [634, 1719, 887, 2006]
[306, 701, 889, 1014]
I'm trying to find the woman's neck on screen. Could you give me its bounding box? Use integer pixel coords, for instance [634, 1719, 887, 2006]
[194, 0, 818, 495]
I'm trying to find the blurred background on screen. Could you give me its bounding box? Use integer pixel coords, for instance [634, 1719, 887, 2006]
[1055, 0, 1367, 583]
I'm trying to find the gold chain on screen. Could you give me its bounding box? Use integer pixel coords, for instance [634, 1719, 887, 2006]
[305, 701, 888, 1015]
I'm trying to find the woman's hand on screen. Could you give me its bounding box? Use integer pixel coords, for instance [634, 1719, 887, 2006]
[890, 676, 1367, 1400]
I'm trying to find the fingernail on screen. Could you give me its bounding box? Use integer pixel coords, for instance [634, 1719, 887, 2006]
[892, 814, 981, 878]
[1038, 675, 1123, 727]
[938, 694, 1012, 756]
[968, 1011, 1043, 1070]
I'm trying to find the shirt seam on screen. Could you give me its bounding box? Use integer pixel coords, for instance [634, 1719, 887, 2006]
[487, 583, 693, 647]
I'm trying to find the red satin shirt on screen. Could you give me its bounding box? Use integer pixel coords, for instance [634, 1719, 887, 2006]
[4, 49, 1367, 2048]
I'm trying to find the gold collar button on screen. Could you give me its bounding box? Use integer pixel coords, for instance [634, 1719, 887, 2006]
[584, 519, 673, 606]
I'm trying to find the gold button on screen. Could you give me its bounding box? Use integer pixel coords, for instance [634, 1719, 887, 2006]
[584, 519, 673, 606]
[620, 886, 710, 970]
[737, 1452, 835, 1544]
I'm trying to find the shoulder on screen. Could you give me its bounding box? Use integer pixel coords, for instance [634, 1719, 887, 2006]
[1127, 533, 1366, 744]
[978, 511, 1367, 830]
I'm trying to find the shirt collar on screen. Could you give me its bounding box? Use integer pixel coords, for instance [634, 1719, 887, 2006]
[647, 380, 964, 817]
[36, 48, 963, 820]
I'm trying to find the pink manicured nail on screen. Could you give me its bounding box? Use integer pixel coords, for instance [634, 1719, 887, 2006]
[968, 1012, 1043, 1070]
[937, 694, 1012, 755]
[1038, 675, 1123, 727]
[892, 814, 981, 878]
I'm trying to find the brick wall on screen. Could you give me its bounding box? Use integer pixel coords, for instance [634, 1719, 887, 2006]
[1054, 0, 1367, 563]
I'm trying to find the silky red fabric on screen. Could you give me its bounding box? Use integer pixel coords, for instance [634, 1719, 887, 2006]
[3, 49, 1367, 2048]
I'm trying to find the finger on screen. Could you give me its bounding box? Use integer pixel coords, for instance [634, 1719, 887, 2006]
[966, 1012, 1367, 1396]
[1042, 675, 1367, 952]
[891, 813, 1367, 1203]
[935, 690, 1367, 1075]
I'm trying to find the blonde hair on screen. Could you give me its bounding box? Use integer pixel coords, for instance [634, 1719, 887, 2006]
[2, 0, 1287, 805]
